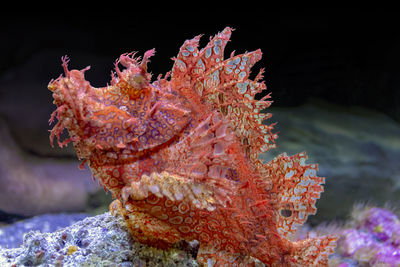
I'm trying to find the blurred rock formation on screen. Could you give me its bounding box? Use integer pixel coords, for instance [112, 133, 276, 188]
[0, 118, 100, 216]
[261, 99, 400, 223]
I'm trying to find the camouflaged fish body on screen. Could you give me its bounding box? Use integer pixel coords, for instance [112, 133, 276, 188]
[49, 27, 336, 266]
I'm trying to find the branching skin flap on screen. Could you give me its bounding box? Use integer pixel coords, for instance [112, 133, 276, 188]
[48, 27, 336, 266]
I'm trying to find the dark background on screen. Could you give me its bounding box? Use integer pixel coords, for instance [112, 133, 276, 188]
[1, 9, 399, 123]
[0, 9, 399, 224]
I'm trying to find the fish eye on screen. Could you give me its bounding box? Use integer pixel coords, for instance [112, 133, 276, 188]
[117, 73, 148, 99]
[131, 74, 145, 85]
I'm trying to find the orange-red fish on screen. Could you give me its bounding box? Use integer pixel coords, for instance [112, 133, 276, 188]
[49, 27, 336, 266]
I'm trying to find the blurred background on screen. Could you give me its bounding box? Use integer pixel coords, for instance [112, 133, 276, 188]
[0, 9, 399, 229]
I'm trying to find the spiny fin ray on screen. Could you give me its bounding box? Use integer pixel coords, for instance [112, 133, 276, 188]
[171, 28, 277, 162]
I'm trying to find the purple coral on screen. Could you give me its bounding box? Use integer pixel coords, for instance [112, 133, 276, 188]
[336, 207, 400, 266]
[359, 207, 400, 245]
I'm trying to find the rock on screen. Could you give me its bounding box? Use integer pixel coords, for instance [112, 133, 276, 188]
[0, 212, 199, 267]
[0, 117, 100, 216]
[0, 213, 88, 248]
[260, 99, 400, 223]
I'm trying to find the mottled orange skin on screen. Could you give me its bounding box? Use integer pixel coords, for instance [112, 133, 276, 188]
[49, 27, 336, 266]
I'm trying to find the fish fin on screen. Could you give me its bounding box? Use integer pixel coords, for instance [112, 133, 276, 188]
[198, 49, 277, 161]
[171, 27, 232, 83]
[197, 245, 258, 267]
[109, 199, 181, 249]
[285, 235, 337, 266]
[162, 112, 241, 201]
[121, 171, 232, 211]
[170, 27, 277, 163]
[264, 152, 325, 238]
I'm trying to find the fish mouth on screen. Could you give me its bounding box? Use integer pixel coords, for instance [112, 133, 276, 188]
[48, 56, 98, 155]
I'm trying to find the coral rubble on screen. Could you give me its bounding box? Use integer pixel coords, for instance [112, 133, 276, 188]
[0, 212, 198, 266]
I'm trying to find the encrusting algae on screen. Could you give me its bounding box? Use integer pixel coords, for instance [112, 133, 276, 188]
[48, 27, 337, 266]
